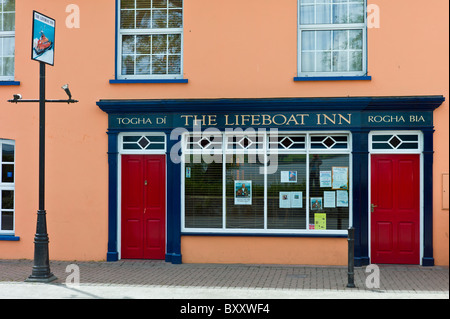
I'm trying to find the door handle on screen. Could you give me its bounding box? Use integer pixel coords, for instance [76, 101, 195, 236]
[371, 204, 378, 213]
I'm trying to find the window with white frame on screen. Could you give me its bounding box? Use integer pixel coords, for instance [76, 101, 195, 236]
[118, 0, 183, 79]
[298, 0, 366, 77]
[183, 131, 351, 233]
[0, 0, 15, 80]
[0, 140, 15, 233]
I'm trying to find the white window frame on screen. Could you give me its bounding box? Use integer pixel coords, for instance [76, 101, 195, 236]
[0, 0, 15, 81]
[0, 139, 15, 235]
[181, 131, 352, 235]
[117, 0, 184, 80]
[119, 132, 167, 154]
[297, 0, 367, 77]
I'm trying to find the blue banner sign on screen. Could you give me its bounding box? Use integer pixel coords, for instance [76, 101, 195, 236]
[108, 111, 433, 130]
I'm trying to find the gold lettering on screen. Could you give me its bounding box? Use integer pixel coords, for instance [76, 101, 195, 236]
[241, 115, 251, 126]
[225, 115, 234, 126]
[296, 114, 309, 125]
[317, 114, 322, 125]
[322, 114, 336, 125]
[272, 114, 287, 125]
[181, 115, 193, 126]
[286, 114, 299, 126]
[208, 115, 217, 126]
[251, 115, 261, 126]
[262, 114, 272, 126]
[338, 114, 352, 125]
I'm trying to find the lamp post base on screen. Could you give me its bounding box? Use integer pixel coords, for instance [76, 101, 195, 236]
[25, 273, 57, 283]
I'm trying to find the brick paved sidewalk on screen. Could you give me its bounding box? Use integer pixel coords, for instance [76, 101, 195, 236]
[0, 259, 448, 294]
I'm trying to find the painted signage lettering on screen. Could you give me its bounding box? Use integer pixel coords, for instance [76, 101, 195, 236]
[110, 112, 432, 129]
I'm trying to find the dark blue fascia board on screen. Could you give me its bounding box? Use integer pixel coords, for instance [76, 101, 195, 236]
[109, 79, 188, 84]
[0, 235, 20, 241]
[294, 76, 372, 81]
[97, 95, 445, 114]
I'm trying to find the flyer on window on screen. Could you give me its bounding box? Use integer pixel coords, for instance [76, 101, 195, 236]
[279, 192, 291, 208]
[281, 171, 297, 183]
[310, 197, 323, 210]
[314, 213, 327, 230]
[332, 166, 348, 190]
[336, 190, 349, 207]
[323, 191, 336, 208]
[234, 180, 252, 205]
[320, 171, 332, 187]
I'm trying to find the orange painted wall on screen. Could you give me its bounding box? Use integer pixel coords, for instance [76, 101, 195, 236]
[0, 0, 448, 265]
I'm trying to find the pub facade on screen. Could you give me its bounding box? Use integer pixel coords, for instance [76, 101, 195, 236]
[0, 0, 448, 266]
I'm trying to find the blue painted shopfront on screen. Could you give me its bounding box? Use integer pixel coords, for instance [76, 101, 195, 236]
[98, 95, 444, 266]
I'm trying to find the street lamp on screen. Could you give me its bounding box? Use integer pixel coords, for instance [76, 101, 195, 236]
[7, 63, 78, 283]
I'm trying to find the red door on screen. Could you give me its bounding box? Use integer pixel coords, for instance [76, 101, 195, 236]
[121, 155, 166, 259]
[371, 154, 420, 264]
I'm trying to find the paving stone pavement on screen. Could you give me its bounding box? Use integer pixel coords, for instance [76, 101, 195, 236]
[0, 259, 448, 299]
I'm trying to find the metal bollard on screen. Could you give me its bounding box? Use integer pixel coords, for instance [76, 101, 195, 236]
[347, 227, 356, 288]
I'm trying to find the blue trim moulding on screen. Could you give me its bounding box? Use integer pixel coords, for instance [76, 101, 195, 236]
[0, 81, 20, 86]
[0, 235, 20, 241]
[294, 76, 371, 82]
[109, 79, 188, 84]
[97, 95, 444, 114]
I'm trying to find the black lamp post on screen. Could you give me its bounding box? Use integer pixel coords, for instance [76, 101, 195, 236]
[8, 61, 78, 282]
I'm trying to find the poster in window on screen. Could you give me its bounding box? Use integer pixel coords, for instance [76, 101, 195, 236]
[291, 192, 303, 208]
[336, 190, 349, 207]
[32, 11, 56, 66]
[314, 213, 327, 230]
[320, 171, 332, 187]
[279, 192, 291, 208]
[235, 180, 252, 205]
[310, 197, 323, 210]
[332, 167, 348, 190]
[281, 171, 297, 183]
[323, 191, 336, 208]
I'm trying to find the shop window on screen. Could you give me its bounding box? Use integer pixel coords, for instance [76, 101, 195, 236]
[121, 134, 166, 152]
[0, 0, 15, 81]
[183, 132, 351, 234]
[0, 140, 15, 233]
[117, 0, 183, 79]
[298, 0, 367, 77]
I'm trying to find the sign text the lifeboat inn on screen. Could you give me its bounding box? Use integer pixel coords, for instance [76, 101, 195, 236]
[109, 111, 432, 129]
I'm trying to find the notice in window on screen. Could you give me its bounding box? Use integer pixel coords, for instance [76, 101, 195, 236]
[291, 192, 303, 208]
[336, 190, 349, 207]
[281, 171, 297, 183]
[235, 180, 252, 205]
[332, 167, 348, 190]
[320, 171, 332, 187]
[323, 191, 336, 208]
[279, 192, 291, 208]
[314, 213, 326, 230]
[311, 197, 323, 210]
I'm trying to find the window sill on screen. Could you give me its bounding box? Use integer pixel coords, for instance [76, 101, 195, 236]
[181, 232, 348, 238]
[109, 79, 188, 84]
[0, 235, 20, 241]
[294, 76, 371, 82]
[0, 81, 20, 86]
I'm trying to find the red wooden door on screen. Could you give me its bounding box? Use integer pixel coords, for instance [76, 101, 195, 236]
[121, 155, 166, 259]
[371, 154, 420, 264]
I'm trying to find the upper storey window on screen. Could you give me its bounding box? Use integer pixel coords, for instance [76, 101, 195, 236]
[118, 0, 183, 79]
[0, 0, 15, 81]
[298, 0, 367, 77]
